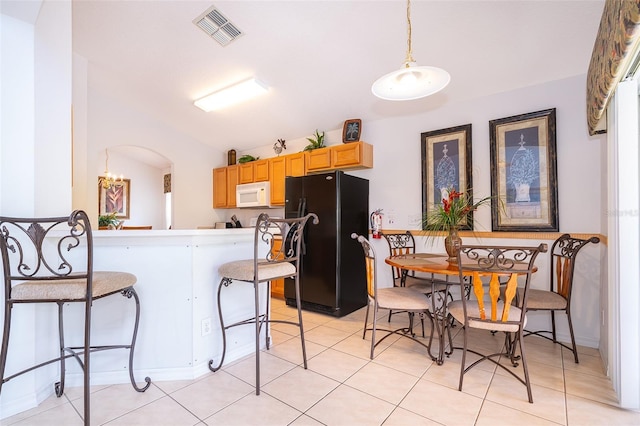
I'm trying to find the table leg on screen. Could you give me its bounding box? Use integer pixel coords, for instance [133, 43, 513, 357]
[426, 276, 454, 365]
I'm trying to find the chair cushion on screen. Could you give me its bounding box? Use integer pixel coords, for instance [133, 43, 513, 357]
[11, 271, 136, 301]
[522, 288, 568, 310]
[219, 259, 296, 282]
[376, 287, 430, 312]
[448, 300, 526, 333]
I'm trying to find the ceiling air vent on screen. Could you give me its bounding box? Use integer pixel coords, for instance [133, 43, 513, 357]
[193, 6, 243, 47]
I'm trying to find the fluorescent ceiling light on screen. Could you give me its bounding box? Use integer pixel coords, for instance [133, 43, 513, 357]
[194, 78, 268, 112]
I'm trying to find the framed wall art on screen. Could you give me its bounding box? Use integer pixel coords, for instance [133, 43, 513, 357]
[342, 119, 362, 143]
[421, 123, 474, 230]
[489, 108, 558, 232]
[98, 178, 131, 219]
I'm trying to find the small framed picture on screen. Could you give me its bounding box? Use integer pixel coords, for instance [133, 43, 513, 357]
[342, 119, 362, 143]
[489, 108, 558, 231]
[98, 178, 131, 219]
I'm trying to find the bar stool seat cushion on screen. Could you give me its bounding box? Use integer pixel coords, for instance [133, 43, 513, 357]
[219, 259, 295, 282]
[448, 300, 526, 332]
[11, 271, 136, 301]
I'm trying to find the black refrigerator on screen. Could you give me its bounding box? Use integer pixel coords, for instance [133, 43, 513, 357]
[284, 171, 369, 317]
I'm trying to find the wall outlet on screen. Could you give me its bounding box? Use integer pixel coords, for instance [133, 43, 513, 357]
[201, 317, 212, 336]
[387, 209, 396, 225]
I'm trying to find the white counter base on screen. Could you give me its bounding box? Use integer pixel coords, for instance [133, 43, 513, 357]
[0, 229, 267, 419]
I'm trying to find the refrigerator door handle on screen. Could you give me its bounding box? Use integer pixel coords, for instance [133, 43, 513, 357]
[296, 197, 307, 218]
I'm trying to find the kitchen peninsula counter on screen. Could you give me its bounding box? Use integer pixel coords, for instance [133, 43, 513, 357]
[91, 228, 266, 379]
[1, 228, 266, 419]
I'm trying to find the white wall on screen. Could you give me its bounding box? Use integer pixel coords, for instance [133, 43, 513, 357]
[95, 149, 165, 229]
[73, 87, 225, 229]
[33, 0, 72, 216]
[0, 14, 35, 217]
[1, 0, 74, 416]
[237, 74, 607, 349]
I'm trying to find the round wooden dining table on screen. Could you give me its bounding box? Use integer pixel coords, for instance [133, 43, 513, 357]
[385, 252, 537, 364]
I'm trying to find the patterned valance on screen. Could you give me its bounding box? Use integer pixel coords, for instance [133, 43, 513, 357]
[586, 0, 640, 136]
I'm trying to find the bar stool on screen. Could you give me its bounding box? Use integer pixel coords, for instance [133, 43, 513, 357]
[0, 210, 151, 425]
[208, 212, 318, 395]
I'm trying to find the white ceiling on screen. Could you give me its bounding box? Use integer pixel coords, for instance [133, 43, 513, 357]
[26, 1, 609, 154]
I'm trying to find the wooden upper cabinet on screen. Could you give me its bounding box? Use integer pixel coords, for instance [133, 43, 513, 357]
[305, 146, 332, 172]
[213, 167, 227, 208]
[226, 165, 238, 207]
[238, 163, 254, 184]
[213, 143, 373, 208]
[285, 152, 306, 177]
[331, 141, 373, 169]
[213, 165, 238, 208]
[305, 142, 373, 173]
[269, 157, 286, 205]
[254, 159, 270, 182]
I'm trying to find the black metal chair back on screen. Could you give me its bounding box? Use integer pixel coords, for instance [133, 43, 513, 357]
[209, 212, 319, 395]
[525, 233, 600, 363]
[0, 210, 150, 425]
[450, 243, 547, 403]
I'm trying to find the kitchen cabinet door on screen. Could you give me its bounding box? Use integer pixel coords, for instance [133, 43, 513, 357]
[305, 146, 332, 172]
[270, 237, 285, 298]
[213, 167, 228, 208]
[226, 165, 238, 207]
[254, 159, 269, 182]
[269, 157, 286, 205]
[285, 152, 306, 177]
[238, 163, 254, 184]
[331, 141, 373, 169]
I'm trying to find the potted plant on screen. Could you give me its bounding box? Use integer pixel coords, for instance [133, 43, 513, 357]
[423, 187, 491, 262]
[238, 154, 260, 163]
[98, 212, 119, 229]
[303, 129, 325, 151]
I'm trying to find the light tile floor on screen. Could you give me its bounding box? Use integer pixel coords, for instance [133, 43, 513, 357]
[4, 298, 640, 425]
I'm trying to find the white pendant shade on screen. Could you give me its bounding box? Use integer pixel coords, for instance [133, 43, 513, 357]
[372, 0, 450, 101]
[372, 62, 450, 101]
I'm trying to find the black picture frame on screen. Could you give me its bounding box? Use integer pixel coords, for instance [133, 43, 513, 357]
[342, 119, 362, 143]
[421, 124, 474, 230]
[489, 108, 558, 232]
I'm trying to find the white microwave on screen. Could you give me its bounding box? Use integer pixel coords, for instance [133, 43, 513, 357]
[236, 181, 271, 208]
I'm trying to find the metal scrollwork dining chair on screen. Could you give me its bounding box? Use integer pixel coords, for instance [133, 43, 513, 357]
[352, 233, 432, 360]
[209, 212, 318, 395]
[0, 210, 151, 425]
[381, 231, 450, 335]
[522, 234, 600, 363]
[448, 243, 547, 403]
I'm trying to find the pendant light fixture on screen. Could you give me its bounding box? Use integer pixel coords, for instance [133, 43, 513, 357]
[371, 0, 450, 101]
[99, 149, 124, 190]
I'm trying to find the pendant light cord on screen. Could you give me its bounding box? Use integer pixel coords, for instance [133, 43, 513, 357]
[405, 0, 415, 65]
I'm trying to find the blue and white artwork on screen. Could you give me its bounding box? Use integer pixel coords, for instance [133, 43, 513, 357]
[432, 140, 460, 204]
[505, 127, 540, 204]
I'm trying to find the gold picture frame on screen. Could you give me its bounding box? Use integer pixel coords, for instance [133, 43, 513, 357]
[98, 178, 131, 219]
